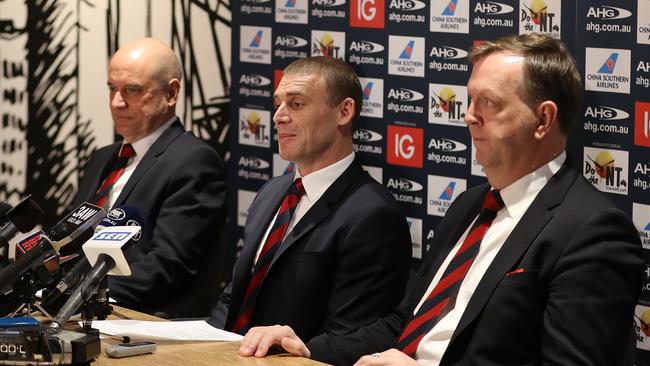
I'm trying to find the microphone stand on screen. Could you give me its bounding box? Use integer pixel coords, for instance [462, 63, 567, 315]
[10, 272, 54, 319]
[79, 277, 112, 330]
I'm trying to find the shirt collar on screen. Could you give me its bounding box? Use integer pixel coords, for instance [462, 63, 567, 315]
[498, 151, 566, 222]
[125, 117, 176, 161]
[294, 152, 355, 202]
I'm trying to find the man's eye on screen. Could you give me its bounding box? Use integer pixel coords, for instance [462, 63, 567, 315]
[290, 101, 304, 108]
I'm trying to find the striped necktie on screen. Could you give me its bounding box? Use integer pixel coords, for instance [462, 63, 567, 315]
[231, 178, 306, 334]
[93, 143, 135, 209]
[396, 189, 504, 356]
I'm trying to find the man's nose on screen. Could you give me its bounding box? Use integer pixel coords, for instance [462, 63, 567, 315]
[273, 103, 289, 124]
[465, 101, 479, 126]
[111, 92, 127, 108]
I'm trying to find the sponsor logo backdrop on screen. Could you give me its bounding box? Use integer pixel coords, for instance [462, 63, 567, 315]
[230, 0, 650, 359]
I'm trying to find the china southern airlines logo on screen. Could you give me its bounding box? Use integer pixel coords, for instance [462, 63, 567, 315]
[400, 40, 415, 59]
[286, 0, 296, 6]
[442, 0, 458, 15]
[438, 181, 456, 200]
[249, 31, 263, 47]
[598, 53, 619, 74]
[363, 82, 374, 100]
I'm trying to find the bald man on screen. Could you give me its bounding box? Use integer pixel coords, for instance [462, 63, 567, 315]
[67, 38, 226, 317]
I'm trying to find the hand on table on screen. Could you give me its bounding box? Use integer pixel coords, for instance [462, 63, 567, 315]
[238, 325, 310, 358]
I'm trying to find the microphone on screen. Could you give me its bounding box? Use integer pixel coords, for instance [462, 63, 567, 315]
[52, 225, 141, 327]
[43, 206, 144, 306]
[0, 196, 43, 248]
[0, 203, 106, 293]
[0, 234, 57, 293]
[51, 202, 106, 255]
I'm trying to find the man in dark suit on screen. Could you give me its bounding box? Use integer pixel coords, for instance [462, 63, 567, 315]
[235, 34, 644, 366]
[69, 38, 226, 317]
[207, 57, 411, 348]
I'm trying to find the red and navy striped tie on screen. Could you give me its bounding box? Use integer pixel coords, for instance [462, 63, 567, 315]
[93, 143, 135, 209]
[396, 190, 504, 356]
[231, 178, 306, 334]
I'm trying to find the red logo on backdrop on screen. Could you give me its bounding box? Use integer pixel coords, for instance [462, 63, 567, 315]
[387, 125, 423, 168]
[350, 0, 384, 28]
[274, 69, 284, 92]
[635, 101, 650, 147]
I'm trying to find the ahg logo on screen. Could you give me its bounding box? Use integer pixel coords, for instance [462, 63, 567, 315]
[387, 177, 424, 192]
[586, 6, 631, 20]
[353, 128, 383, 142]
[350, 40, 384, 53]
[388, 88, 424, 102]
[239, 73, 271, 87]
[275, 35, 308, 48]
[584, 105, 629, 120]
[350, 0, 385, 28]
[387, 125, 423, 168]
[474, 1, 514, 15]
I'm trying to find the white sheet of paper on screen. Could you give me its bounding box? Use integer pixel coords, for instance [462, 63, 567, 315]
[88, 320, 243, 341]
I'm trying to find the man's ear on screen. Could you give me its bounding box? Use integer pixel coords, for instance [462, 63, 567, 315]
[166, 78, 181, 106]
[338, 97, 356, 127]
[534, 100, 558, 140]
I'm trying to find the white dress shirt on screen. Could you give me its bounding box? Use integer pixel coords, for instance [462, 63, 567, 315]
[108, 118, 176, 208]
[415, 152, 566, 365]
[253, 152, 356, 265]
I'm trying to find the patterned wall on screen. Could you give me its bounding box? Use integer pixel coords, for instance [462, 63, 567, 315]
[0, 0, 231, 227]
[228, 0, 650, 362]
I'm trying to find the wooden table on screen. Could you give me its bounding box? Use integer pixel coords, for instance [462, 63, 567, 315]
[89, 306, 329, 366]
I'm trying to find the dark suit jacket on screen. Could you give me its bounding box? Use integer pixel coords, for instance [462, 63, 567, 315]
[310, 162, 644, 366]
[209, 159, 412, 350]
[70, 119, 226, 317]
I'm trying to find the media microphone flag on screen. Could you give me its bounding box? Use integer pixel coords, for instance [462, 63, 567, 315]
[0, 195, 43, 248]
[52, 225, 140, 327]
[42, 206, 143, 308]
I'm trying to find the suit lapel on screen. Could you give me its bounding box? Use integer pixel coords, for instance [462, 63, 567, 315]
[114, 119, 184, 206]
[268, 160, 365, 272]
[411, 186, 488, 301]
[80, 143, 121, 203]
[450, 164, 577, 343]
[232, 174, 294, 290]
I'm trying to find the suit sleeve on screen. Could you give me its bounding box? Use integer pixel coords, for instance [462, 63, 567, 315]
[108, 144, 226, 308]
[207, 281, 232, 328]
[541, 207, 643, 365]
[306, 205, 411, 359]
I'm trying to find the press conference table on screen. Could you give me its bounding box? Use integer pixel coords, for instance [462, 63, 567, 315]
[89, 306, 329, 366]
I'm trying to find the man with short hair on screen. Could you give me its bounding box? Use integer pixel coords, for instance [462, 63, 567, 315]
[208, 56, 412, 349]
[69, 38, 226, 317]
[236, 34, 643, 366]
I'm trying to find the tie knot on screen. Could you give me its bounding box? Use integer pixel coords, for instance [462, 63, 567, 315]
[482, 190, 504, 213]
[119, 143, 135, 159]
[292, 178, 306, 198]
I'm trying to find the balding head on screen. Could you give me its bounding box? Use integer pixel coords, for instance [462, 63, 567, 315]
[111, 38, 183, 86]
[108, 38, 182, 143]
